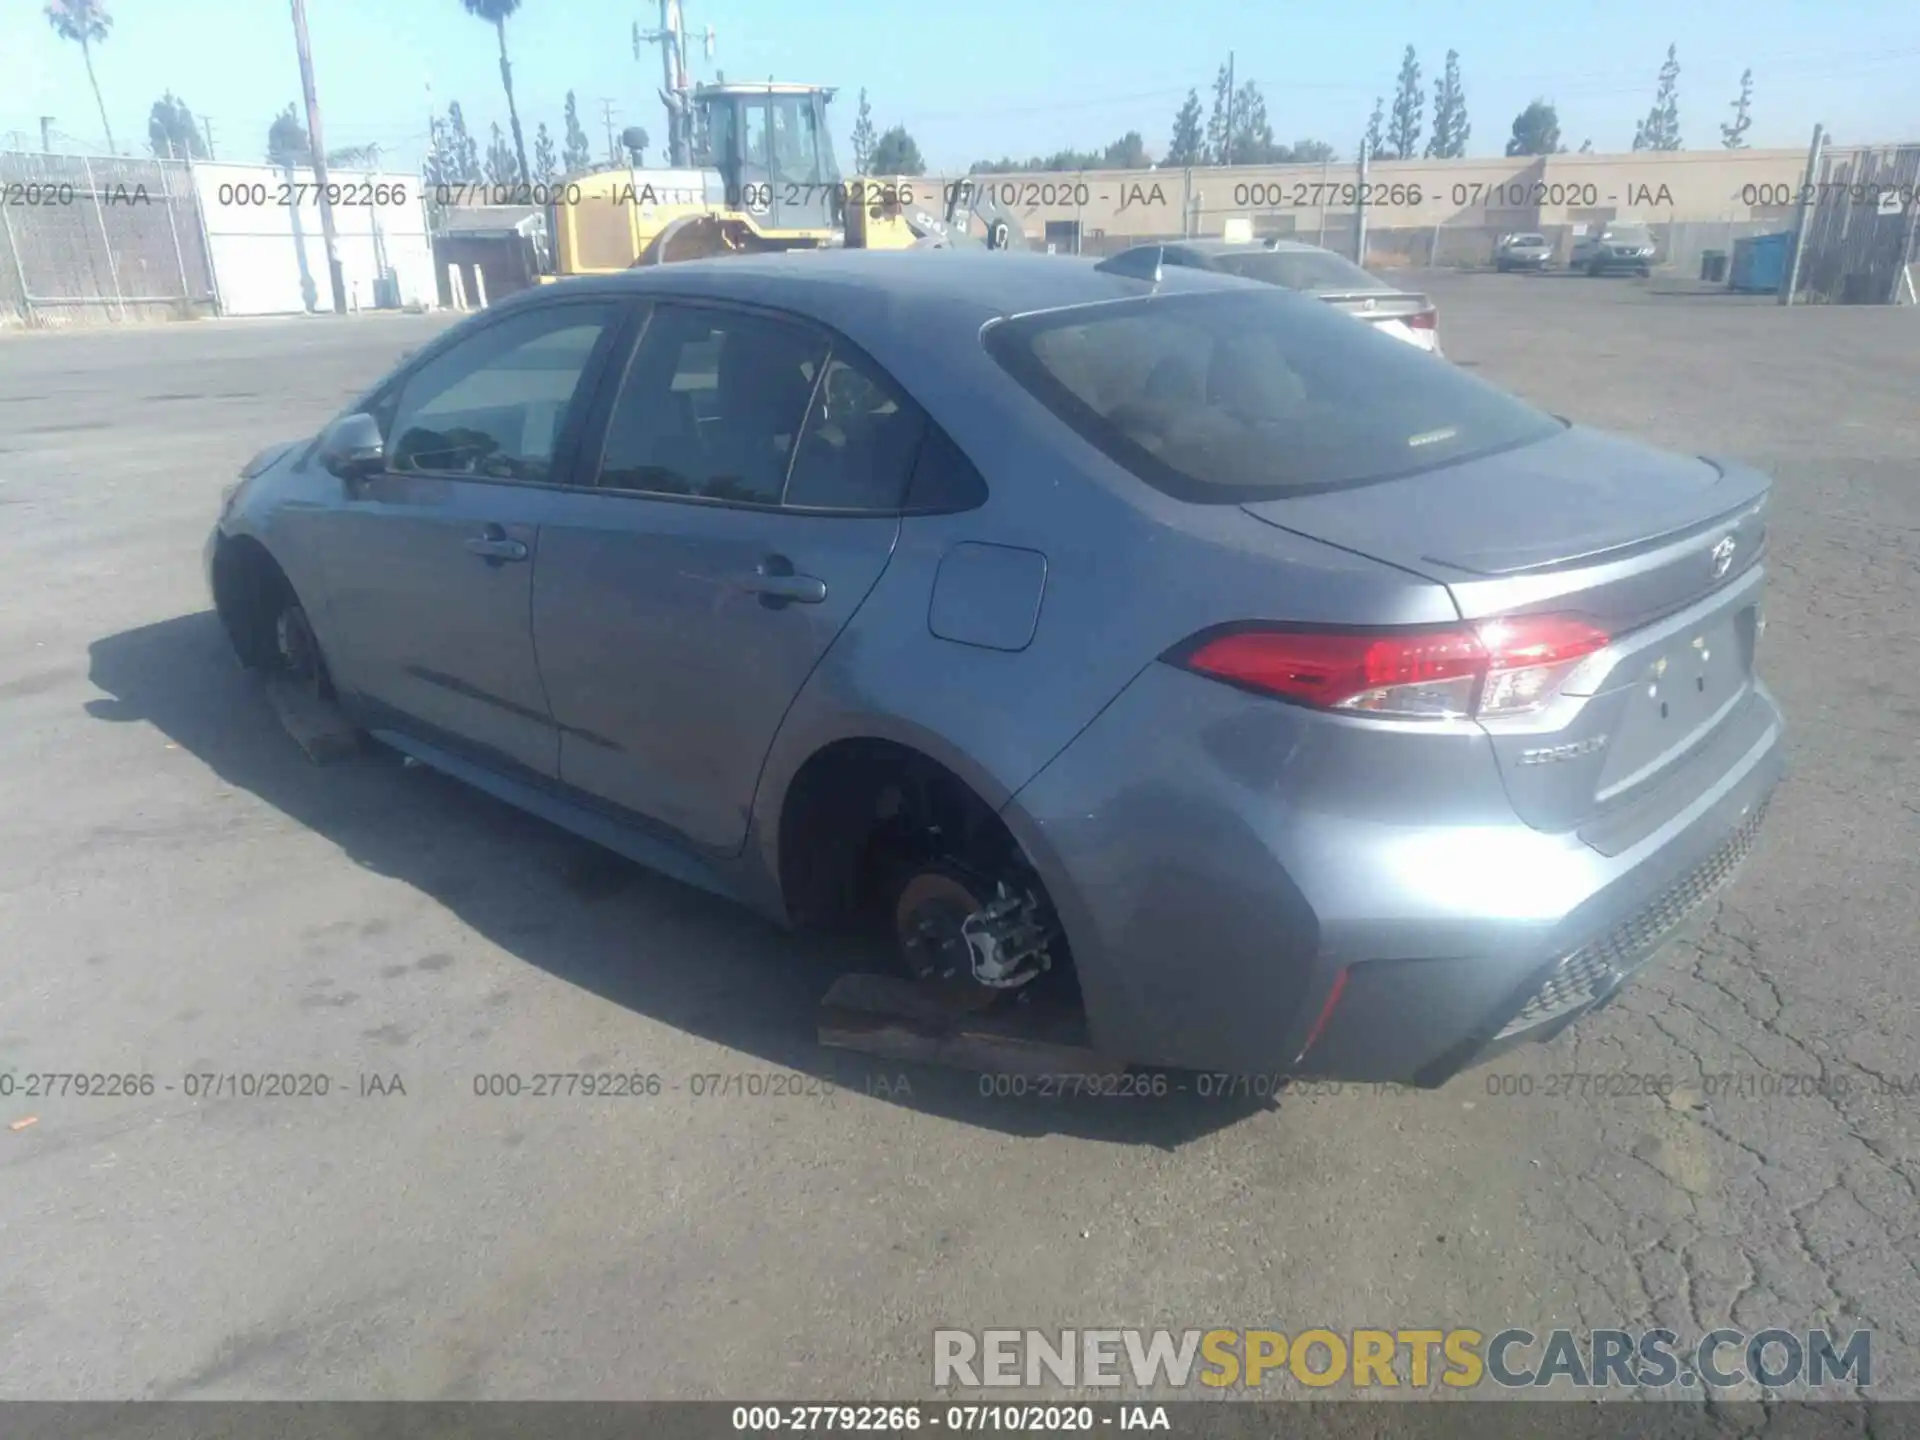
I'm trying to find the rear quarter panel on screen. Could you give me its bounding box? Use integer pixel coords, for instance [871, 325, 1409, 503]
[751, 326, 1461, 919]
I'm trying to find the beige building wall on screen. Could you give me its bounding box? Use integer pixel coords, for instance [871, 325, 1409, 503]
[892, 148, 1811, 261]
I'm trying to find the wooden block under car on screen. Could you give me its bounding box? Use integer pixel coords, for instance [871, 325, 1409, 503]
[817, 971, 1122, 1078]
[262, 675, 363, 765]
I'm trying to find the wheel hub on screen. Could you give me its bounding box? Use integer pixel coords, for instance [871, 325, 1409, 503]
[894, 870, 1003, 1015]
[275, 605, 320, 689]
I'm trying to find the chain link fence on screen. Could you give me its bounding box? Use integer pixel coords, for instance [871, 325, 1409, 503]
[1795, 143, 1920, 304]
[0, 152, 217, 327]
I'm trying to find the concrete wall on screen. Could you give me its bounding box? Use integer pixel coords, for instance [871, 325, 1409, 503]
[911, 148, 1814, 267]
[192, 163, 435, 316]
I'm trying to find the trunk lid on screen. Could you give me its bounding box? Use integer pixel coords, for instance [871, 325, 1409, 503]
[1241, 424, 1773, 833]
[1313, 288, 1432, 326]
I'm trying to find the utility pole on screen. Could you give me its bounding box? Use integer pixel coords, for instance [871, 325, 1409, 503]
[637, 0, 711, 168]
[290, 0, 346, 314]
[202, 118, 217, 160]
[601, 99, 620, 167]
[1355, 137, 1371, 266]
[1779, 122, 1823, 307]
[40, 117, 56, 153]
[1223, 51, 1235, 166]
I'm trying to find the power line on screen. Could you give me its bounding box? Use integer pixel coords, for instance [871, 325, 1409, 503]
[911, 44, 1920, 123]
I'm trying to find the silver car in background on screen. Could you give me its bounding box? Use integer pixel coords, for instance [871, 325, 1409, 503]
[209, 251, 1782, 1085]
[1496, 232, 1555, 271]
[1107, 237, 1444, 355]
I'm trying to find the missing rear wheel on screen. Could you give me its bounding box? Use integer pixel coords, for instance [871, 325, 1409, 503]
[894, 867, 1004, 1015]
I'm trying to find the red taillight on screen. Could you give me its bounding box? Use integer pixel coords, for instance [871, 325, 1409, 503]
[1171, 615, 1609, 720]
[1407, 308, 1437, 331]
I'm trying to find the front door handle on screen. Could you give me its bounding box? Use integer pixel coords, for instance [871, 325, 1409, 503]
[465, 525, 529, 563]
[732, 554, 826, 608]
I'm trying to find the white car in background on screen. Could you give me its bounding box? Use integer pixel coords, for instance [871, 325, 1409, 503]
[1107, 237, 1444, 355]
[1495, 232, 1555, 271]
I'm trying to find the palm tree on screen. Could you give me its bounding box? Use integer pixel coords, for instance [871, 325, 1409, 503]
[44, 0, 117, 155]
[461, 0, 530, 188]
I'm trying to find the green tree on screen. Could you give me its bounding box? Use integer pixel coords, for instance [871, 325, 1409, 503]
[1720, 67, 1753, 149]
[1505, 98, 1562, 156]
[1632, 44, 1682, 151]
[461, 0, 530, 186]
[148, 91, 206, 159]
[267, 104, 382, 169]
[850, 88, 877, 173]
[1231, 82, 1278, 163]
[267, 105, 305, 167]
[869, 125, 924, 176]
[1426, 49, 1469, 158]
[44, 0, 116, 154]
[1579, 138, 1594, 152]
[534, 121, 557, 181]
[1362, 96, 1385, 158]
[1387, 45, 1423, 158]
[1102, 131, 1149, 168]
[441, 102, 482, 181]
[1205, 62, 1233, 164]
[562, 90, 592, 171]
[1289, 138, 1338, 164]
[1166, 89, 1205, 166]
[485, 122, 518, 187]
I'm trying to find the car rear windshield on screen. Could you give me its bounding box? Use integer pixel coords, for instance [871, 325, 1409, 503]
[1202, 248, 1385, 293]
[1509, 234, 1547, 246]
[1605, 225, 1653, 244]
[986, 289, 1562, 502]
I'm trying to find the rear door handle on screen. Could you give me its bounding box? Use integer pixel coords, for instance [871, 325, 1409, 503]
[732, 554, 826, 607]
[465, 525, 529, 563]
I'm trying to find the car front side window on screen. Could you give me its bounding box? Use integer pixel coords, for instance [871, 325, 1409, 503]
[386, 302, 620, 484]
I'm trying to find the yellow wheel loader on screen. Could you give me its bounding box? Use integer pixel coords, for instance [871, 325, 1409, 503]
[539, 82, 1023, 279]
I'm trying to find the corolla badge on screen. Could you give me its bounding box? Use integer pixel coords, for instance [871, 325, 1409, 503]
[1518, 735, 1609, 765]
[1710, 535, 1737, 580]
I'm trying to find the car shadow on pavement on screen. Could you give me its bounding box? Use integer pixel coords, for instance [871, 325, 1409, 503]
[85, 611, 1276, 1149]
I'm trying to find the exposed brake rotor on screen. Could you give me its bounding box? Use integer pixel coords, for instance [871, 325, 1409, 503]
[894, 869, 1005, 1015]
[893, 866, 1054, 1016]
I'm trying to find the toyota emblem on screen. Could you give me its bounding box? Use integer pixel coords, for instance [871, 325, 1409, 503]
[1710, 535, 1737, 580]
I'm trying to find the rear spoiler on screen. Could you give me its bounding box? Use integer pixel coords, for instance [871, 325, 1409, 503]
[1313, 288, 1433, 309]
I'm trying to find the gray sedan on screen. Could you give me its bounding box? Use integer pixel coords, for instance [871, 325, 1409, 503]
[1106, 237, 1443, 354]
[209, 250, 1783, 1084]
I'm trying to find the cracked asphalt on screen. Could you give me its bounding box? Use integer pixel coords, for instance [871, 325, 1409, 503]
[0, 275, 1914, 1403]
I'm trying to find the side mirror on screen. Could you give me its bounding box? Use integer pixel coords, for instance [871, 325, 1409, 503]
[319, 412, 385, 482]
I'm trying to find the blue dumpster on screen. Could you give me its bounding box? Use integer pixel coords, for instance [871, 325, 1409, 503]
[1729, 232, 1793, 292]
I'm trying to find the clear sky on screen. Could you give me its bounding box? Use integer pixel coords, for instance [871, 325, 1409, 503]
[7, 0, 1917, 172]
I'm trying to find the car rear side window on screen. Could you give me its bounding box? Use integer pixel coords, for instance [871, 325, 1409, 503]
[783, 349, 928, 512]
[986, 289, 1561, 502]
[386, 303, 619, 482]
[596, 303, 828, 505]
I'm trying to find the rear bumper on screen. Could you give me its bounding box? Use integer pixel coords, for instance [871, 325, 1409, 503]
[1005, 665, 1785, 1085]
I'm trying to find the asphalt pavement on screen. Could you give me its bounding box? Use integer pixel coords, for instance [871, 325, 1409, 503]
[0, 277, 1914, 1401]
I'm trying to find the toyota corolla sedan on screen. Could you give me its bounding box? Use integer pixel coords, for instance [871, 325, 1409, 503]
[209, 250, 1783, 1085]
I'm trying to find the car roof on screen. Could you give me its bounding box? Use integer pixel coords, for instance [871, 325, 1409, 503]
[541, 248, 1255, 335]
